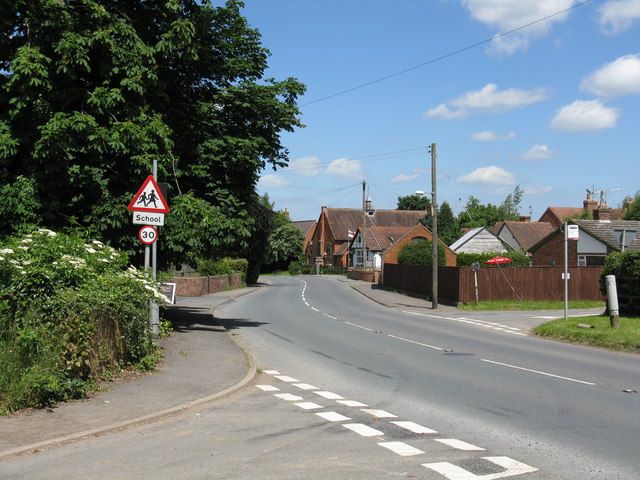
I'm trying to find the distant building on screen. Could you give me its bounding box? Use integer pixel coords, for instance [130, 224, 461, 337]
[449, 227, 506, 254]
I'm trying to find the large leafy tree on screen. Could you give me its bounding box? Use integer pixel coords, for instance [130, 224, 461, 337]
[0, 0, 304, 266]
[263, 210, 304, 272]
[397, 193, 430, 211]
[622, 191, 640, 221]
[458, 186, 523, 230]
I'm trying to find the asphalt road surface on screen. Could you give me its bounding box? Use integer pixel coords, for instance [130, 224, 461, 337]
[2, 275, 638, 480]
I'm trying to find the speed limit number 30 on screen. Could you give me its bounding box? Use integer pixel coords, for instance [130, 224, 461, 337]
[138, 225, 158, 245]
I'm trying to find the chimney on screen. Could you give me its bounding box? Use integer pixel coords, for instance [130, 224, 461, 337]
[583, 191, 598, 212]
[594, 206, 612, 221]
[519, 216, 531, 222]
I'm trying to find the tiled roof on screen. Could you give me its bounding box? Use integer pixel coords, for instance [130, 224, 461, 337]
[324, 208, 425, 241]
[574, 220, 640, 251]
[292, 220, 316, 237]
[499, 221, 555, 251]
[362, 226, 414, 252]
[545, 207, 585, 224]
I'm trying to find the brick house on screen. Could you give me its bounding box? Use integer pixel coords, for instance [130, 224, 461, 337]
[348, 225, 413, 268]
[292, 220, 317, 265]
[306, 206, 426, 267]
[493, 220, 555, 253]
[382, 223, 457, 267]
[530, 220, 640, 266]
[539, 192, 624, 228]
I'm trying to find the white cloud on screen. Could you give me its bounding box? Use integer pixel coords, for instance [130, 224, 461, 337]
[390, 173, 419, 183]
[259, 174, 288, 188]
[457, 165, 516, 185]
[550, 100, 620, 132]
[580, 54, 640, 97]
[599, 0, 640, 34]
[288, 156, 321, 176]
[425, 84, 548, 120]
[461, 0, 574, 55]
[521, 144, 553, 160]
[470, 130, 517, 141]
[326, 158, 363, 178]
[525, 184, 554, 195]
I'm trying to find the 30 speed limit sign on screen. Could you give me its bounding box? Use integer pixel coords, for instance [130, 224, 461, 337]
[138, 225, 158, 245]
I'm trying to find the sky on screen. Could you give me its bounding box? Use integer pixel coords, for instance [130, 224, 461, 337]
[242, 0, 640, 222]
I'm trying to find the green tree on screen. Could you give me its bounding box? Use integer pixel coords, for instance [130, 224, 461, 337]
[245, 195, 275, 284]
[622, 191, 640, 221]
[397, 193, 430, 211]
[397, 240, 446, 266]
[499, 185, 523, 219]
[264, 210, 304, 272]
[458, 187, 523, 231]
[436, 201, 459, 245]
[0, 1, 304, 265]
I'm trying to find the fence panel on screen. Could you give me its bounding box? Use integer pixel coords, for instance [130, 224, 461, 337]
[384, 264, 604, 303]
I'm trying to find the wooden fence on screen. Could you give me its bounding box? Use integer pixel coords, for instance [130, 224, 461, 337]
[383, 264, 604, 304]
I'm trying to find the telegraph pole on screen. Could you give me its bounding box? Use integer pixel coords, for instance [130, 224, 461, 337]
[362, 179, 366, 230]
[430, 143, 438, 309]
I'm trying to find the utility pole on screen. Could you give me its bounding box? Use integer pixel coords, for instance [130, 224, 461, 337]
[430, 143, 438, 309]
[362, 179, 366, 230]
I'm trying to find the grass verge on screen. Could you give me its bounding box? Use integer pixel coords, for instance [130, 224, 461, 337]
[534, 315, 640, 352]
[459, 300, 605, 311]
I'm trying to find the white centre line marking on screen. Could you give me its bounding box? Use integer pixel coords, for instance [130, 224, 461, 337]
[255, 385, 279, 392]
[311, 307, 319, 312]
[387, 334, 444, 351]
[273, 393, 304, 401]
[263, 370, 280, 375]
[304, 301, 310, 306]
[274, 375, 299, 382]
[361, 409, 397, 418]
[391, 421, 437, 434]
[314, 391, 344, 400]
[435, 438, 485, 451]
[344, 321, 373, 332]
[343, 423, 384, 437]
[322, 313, 338, 320]
[424, 456, 538, 479]
[378, 441, 424, 457]
[292, 383, 317, 390]
[337, 400, 368, 407]
[481, 359, 595, 386]
[316, 411, 351, 422]
[294, 402, 323, 410]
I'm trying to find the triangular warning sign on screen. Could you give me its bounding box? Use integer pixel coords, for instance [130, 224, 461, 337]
[127, 176, 170, 213]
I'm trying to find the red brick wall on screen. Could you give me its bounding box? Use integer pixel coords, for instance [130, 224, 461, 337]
[531, 232, 578, 266]
[384, 225, 457, 266]
[172, 274, 242, 297]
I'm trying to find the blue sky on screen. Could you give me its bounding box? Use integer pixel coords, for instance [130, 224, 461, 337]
[243, 1, 640, 221]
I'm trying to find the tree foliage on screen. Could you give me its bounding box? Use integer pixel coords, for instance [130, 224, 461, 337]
[622, 191, 640, 221]
[397, 240, 446, 267]
[397, 194, 430, 211]
[263, 210, 304, 272]
[0, 0, 305, 267]
[458, 186, 523, 231]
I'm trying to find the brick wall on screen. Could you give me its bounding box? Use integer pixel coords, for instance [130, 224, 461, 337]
[531, 232, 578, 266]
[172, 274, 242, 297]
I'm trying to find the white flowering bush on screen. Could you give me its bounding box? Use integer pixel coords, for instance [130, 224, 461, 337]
[0, 229, 165, 412]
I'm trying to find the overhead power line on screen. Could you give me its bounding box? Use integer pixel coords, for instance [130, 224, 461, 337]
[301, 0, 593, 106]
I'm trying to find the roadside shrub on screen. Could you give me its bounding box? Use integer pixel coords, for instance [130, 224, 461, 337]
[602, 251, 640, 315]
[0, 229, 164, 413]
[398, 240, 446, 266]
[288, 261, 302, 275]
[456, 251, 531, 267]
[197, 257, 248, 279]
[320, 265, 346, 275]
[300, 264, 313, 274]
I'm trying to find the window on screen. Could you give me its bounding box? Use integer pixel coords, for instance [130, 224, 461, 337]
[578, 255, 605, 266]
[355, 249, 364, 266]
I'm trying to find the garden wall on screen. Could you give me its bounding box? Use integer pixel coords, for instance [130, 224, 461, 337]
[172, 273, 242, 297]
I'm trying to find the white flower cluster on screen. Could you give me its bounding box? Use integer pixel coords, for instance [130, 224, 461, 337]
[123, 266, 170, 303]
[61, 255, 87, 267]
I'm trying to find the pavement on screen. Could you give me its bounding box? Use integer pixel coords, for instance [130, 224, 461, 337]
[0, 276, 604, 462]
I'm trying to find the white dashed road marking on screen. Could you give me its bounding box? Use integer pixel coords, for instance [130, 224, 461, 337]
[311, 307, 320, 312]
[424, 456, 538, 479]
[344, 321, 373, 332]
[361, 409, 397, 418]
[292, 383, 317, 390]
[481, 359, 595, 386]
[274, 375, 299, 382]
[255, 385, 279, 392]
[378, 441, 424, 457]
[402, 310, 525, 336]
[314, 391, 344, 400]
[387, 334, 444, 351]
[336, 400, 368, 407]
[391, 421, 437, 434]
[343, 423, 384, 437]
[294, 402, 323, 410]
[435, 438, 485, 451]
[315, 411, 351, 422]
[273, 393, 304, 401]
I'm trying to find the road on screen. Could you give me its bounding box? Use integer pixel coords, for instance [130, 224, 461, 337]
[1, 275, 638, 479]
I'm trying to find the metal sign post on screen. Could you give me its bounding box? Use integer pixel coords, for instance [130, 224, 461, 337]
[563, 223, 579, 321]
[149, 159, 160, 336]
